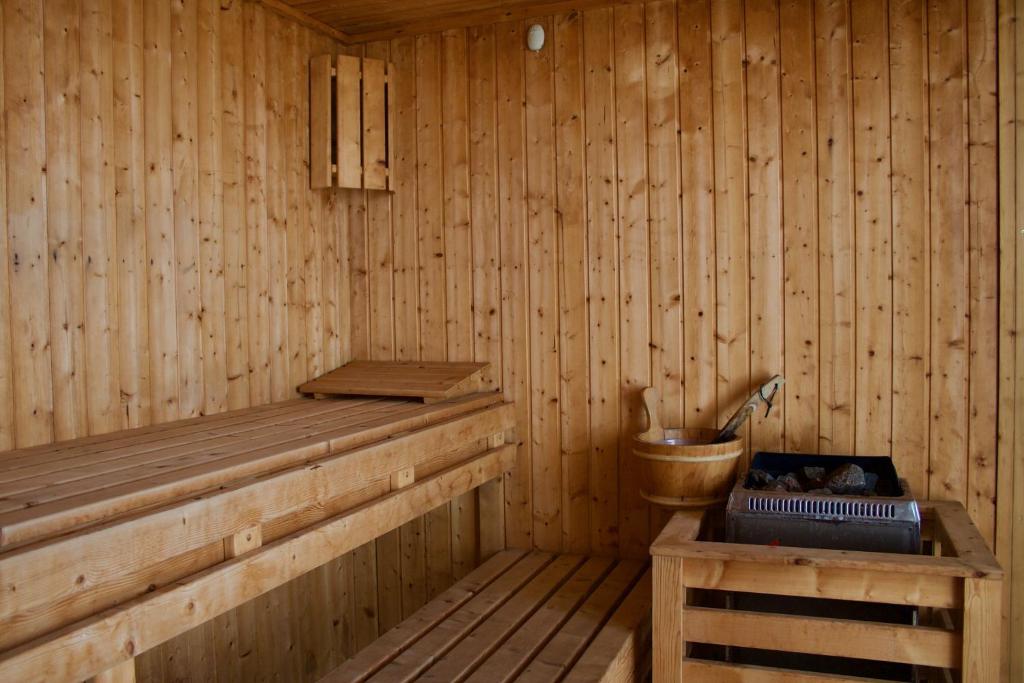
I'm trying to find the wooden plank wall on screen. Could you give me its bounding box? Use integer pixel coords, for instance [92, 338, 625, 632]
[0, 0, 1019, 680]
[341, 0, 1016, 672]
[997, 0, 1022, 679]
[0, 1, 424, 681]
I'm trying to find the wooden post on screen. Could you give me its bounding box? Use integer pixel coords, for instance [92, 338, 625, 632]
[479, 432, 507, 556]
[90, 659, 135, 683]
[653, 555, 683, 683]
[961, 577, 1001, 682]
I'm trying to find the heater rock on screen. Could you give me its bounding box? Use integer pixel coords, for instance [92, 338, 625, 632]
[824, 463, 867, 494]
[777, 473, 803, 492]
[748, 469, 774, 487]
[801, 466, 827, 487]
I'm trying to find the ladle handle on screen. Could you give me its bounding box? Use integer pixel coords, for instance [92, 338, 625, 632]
[640, 387, 663, 440]
[714, 374, 785, 443]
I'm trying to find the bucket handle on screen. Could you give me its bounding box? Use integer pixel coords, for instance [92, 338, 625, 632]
[639, 387, 664, 440]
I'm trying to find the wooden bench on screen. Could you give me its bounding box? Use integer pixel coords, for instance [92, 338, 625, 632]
[322, 550, 652, 682]
[0, 392, 515, 683]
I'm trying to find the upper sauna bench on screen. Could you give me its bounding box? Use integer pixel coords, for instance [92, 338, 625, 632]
[0, 391, 514, 683]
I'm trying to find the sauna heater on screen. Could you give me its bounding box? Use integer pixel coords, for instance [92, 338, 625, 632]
[722, 452, 922, 681]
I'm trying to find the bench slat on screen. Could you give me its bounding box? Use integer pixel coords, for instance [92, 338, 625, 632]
[563, 568, 653, 683]
[329, 550, 527, 683]
[516, 560, 647, 682]
[416, 555, 588, 682]
[321, 555, 651, 683]
[464, 556, 615, 683]
[366, 552, 556, 683]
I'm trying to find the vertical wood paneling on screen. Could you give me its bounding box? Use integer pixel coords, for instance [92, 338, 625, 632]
[112, 0, 150, 430]
[469, 25, 501, 389]
[779, 0, 818, 453]
[744, 0, 784, 454]
[647, 1, 683, 433]
[814, 0, 855, 456]
[614, 3, 651, 557]
[889, 0, 931, 501]
[2, 3, 362, 680]
[388, 33, 428, 619]
[347, 113, 370, 363]
[468, 24, 507, 560]
[496, 20, 533, 550]
[526, 16, 562, 553]
[390, 37, 419, 362]
[302, 30, 325, 384]
[678, 0, 717, 430]
[851, 0, 894, 458]
[356, 37, 400, 639]
[366, 41, 395, 363]
[442, 29, 479, 579]
[286, 21, 309, 397]
[343, 2, 1006, 628]
[966, 0, 998, 547]
[144, 0, 179, 425]
[265, 12, 290, 403]
[220, 0, 250, 411]
[416, 34, 446, 363]
[171, 0, 203, 419]
[244, 2, 270, 406]
[1012, 0, 1023, 671]
[928, 0, 969, 501]
[582, 8, 620, 555]
[711, 0, 750, 462]
[552, 11, 590, 555]
[80, 0, 121, 435]
[415, 33, 453, 599]
[2, 0, 1016, 679]
[996, 0, 1020, 678]
[44, 0, 88, 441]
[0, 0, 13, 451]
[442, 30, 474, 363]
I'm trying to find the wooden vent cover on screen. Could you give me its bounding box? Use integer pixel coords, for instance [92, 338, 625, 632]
[310, 54, 393, 191]
[299, 360, 490, 402]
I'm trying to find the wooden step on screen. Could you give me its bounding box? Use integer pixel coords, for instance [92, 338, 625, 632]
[323, 551, 652, 683]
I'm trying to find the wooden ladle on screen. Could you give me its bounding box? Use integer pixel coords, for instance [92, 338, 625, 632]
[712, 375, 785, 443]
[639, 387, 664, 441]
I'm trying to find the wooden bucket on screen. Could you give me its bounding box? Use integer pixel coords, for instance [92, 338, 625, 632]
[633, 388, 743, 509]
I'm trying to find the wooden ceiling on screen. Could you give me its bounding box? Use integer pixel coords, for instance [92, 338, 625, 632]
[277, 0, 636, 43]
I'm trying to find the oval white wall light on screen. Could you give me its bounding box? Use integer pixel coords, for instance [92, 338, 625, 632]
[527, 24, 545, 51]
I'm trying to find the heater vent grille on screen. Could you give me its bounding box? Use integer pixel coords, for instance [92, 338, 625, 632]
[746, 495, 898, 520]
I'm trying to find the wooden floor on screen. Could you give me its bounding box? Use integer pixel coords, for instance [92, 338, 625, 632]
[323, 550, 652, 682]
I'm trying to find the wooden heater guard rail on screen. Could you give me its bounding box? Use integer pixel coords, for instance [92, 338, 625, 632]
[651, 501, 1003, 683]
[0, 396, 515, 683]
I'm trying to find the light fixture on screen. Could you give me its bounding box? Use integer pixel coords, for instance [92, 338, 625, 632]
[527, 24, 545, 51]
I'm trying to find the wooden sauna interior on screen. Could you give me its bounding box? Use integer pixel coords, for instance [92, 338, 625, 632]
[0, 0, 1022, 680]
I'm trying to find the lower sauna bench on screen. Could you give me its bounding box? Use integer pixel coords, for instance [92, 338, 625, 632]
[321, 550, 652, 683]
[0, 392, 514, 683]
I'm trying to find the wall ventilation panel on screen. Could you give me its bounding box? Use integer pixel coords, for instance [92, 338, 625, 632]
[310, 54, 392, 191]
